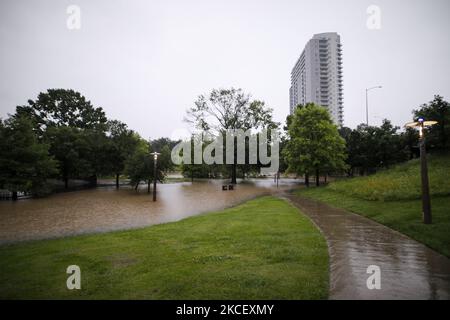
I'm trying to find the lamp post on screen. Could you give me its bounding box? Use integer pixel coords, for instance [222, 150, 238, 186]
[365, 86, 382, 126]
[404, 118, 437, 224]
[150, 152, 160, 202]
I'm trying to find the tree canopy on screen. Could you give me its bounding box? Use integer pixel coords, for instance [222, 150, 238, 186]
[0, 115, 57, 198]
[413, 95, 450, 150]
[283, 103, 347, 186]
[185, 88, 279, 183]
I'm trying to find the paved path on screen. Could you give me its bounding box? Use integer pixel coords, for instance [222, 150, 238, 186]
[283, 194, 450, 300]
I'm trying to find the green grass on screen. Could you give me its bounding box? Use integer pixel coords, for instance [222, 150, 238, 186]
[0, 196, 329, 300]
[298, 188, 450, 258]
[328, 154, 450, 201]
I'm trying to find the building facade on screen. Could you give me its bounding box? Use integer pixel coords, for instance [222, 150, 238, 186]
[289, 32, 343, 126]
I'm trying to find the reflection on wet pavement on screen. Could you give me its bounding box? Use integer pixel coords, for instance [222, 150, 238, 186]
[0, 179, 295, 244]
[285, 194, 450, 300]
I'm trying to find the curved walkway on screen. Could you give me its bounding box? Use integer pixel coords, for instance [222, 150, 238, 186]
[283, 194, 450, 300]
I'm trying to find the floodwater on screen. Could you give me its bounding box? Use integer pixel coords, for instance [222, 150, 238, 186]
[285, 194, 450, 300]
[0, 179, 297, 244]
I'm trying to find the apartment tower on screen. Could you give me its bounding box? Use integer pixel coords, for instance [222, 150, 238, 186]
[289, 32, 343, 126]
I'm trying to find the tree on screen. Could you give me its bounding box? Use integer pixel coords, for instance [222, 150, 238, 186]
[125, 138, 172, 192]
[413, 95, 450, 150]
[106, 120, 140, 188]
[181, 136, 223, 180]
[0, 115, 57, 199]
[16, 89, 109, 187]
[401, 127, 419, 160]
[340, 120, 409, 176]
[16, 89, 107, 133]
[45, 126, 91, 189]
[185, 88, 278, 184]
[283, 103, 347, 186]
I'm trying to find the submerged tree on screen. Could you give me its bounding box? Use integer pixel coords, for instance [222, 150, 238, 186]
[185, 88, 278, 184]
[0, 115, 57, 199]
[16, 89, 109, 187]
[106, 120, 140, 188]
[125, 138, 172, 192]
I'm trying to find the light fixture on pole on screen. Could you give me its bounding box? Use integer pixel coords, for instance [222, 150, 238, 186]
[150, 152, 161, 201]
[404, 118, 437, 224]
[365, 86, 382, 126]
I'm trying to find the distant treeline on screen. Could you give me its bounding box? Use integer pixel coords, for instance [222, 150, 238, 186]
[1, 88, 449, 198]
[282, 95, 450, 186]
[0, 89, 178, 199]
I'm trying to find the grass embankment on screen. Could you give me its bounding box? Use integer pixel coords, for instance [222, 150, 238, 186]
[298, 154, 450, 257]
[0, 197, 328, 299]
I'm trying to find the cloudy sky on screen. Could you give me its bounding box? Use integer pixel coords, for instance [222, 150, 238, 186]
[1, 0, 449, 139]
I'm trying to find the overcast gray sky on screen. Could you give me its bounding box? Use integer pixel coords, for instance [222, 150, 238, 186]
[1, 0, 449, 139]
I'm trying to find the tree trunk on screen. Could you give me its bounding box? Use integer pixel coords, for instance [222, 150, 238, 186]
[315, 168, 320, 187]
[116, 173, 120, 189]
[91, 175, 98, 187]
[147, 179, 151, 193]
[12, 191, 18, 201]
[64, 177, 69, 189]
[134, 182, 139, 191]
[324, 174, 328, 184]
[305, 173, 309, 187]
[231, 164, 237, 184]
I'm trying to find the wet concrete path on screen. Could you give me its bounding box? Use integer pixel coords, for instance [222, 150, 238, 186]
[284, 194, 450, 300]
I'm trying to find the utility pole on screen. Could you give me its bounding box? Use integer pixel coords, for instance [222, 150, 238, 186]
[365, 86, 382, 126]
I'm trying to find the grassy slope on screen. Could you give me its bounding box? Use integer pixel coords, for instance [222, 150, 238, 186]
[328, 154, 450, 201]
[298, 154, 450, 257]
[0, 196, 328, 300]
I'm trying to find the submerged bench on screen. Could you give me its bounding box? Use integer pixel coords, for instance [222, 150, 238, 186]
[222, 185, 234, 191]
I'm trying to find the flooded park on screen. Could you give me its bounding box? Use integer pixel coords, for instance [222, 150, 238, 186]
[0, 179, 298, 244]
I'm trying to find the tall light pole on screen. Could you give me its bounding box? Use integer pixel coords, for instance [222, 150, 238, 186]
[150, 152, 160, 202]
[404, 118, 437, 224]
[365, 86, 382, 126]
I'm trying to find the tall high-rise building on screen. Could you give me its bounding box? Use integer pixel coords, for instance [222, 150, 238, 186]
[289, 32, 343, 126]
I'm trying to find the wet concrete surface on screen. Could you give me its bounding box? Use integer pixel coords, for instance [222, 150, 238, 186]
[284, 194, 450, 300]
[0, 179, 294, 244]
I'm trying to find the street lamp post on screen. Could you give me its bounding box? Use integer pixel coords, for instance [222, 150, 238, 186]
[150, 152, 161, 202]
[404, 118, 437, 224]
[365, 86, 382, 126]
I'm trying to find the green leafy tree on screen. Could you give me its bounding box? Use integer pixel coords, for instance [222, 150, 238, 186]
[401, 127, 419, 160]
[16, 89, 109, 187]
[413, 95, 450, 150]
[185, 88, 278, 184]
[16, 89, 107, 132]
[283, 103, 347, 186]
[125, 138, 172, 192]
[340, 121, 408, 176]
[45, 126, 91, 189]
[0, 115, 57, 199]
[106, 120, 140, 188]
[181, 136, 222, 180]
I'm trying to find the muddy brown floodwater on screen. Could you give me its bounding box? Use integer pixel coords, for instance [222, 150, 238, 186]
[0, 179, 296, 244]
